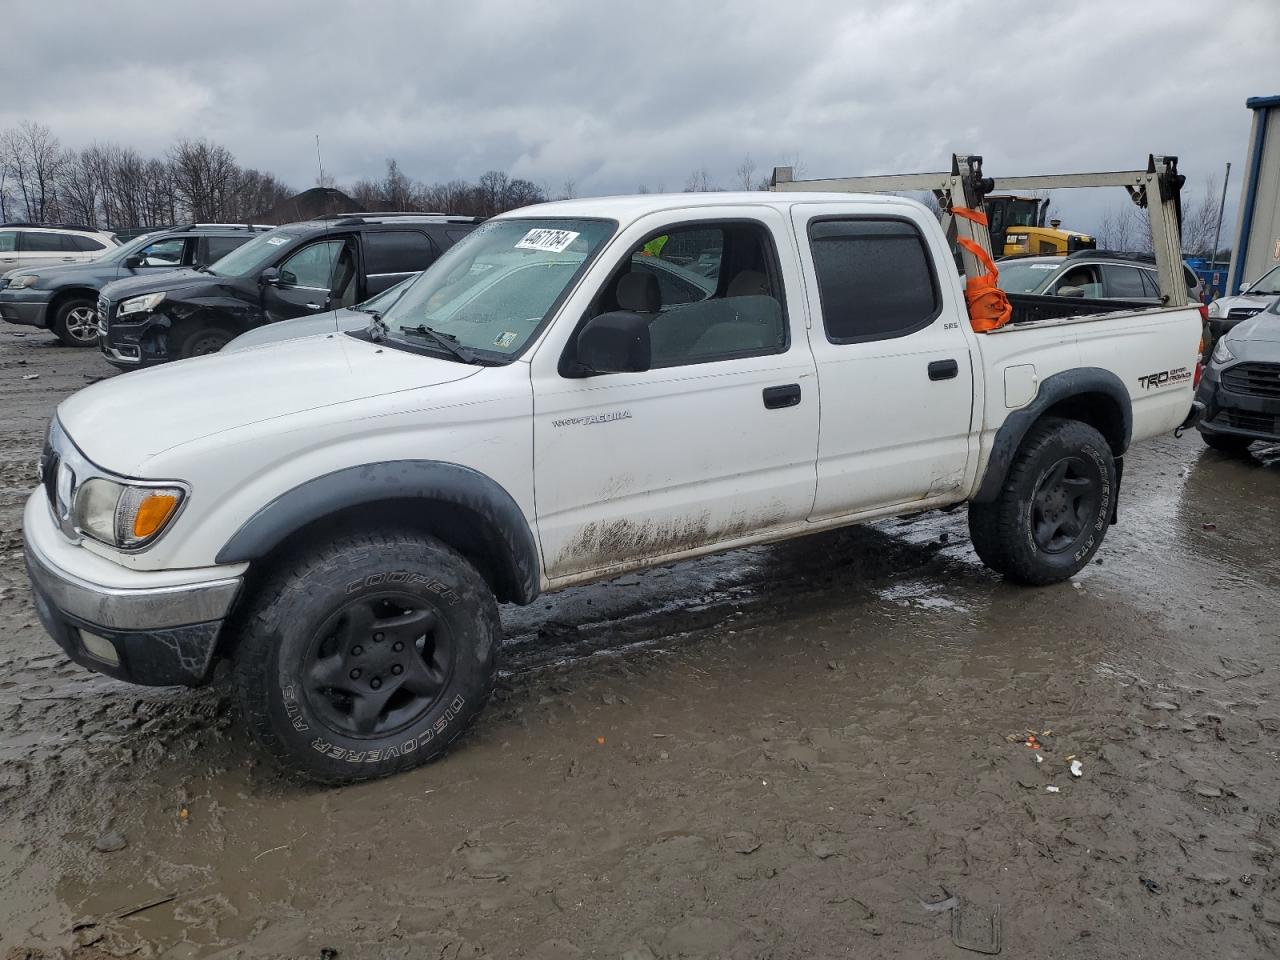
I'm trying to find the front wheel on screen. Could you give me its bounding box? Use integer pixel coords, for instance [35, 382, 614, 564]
[968, 418, 1116, 585]
[175, 323, 234, 359]
[53, 297, 99, 347]
[234, 532, 500, 783]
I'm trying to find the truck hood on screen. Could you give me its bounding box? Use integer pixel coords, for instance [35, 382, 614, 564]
[57, 333, 481, 474]
[101, 268, 207, 301]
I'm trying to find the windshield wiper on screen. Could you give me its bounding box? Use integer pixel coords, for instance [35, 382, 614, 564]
[397, 323, 478, 364]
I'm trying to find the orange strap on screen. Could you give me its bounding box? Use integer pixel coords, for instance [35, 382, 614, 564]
[953, 207, 1012, 333]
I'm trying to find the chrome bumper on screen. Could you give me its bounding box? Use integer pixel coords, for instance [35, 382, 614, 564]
[24, 534, 241, 630]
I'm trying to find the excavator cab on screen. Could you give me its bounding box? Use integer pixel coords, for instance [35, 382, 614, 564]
[986, 195, 1097, 257]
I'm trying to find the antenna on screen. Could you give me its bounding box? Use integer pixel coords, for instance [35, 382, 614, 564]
[315, 134, 326, 188]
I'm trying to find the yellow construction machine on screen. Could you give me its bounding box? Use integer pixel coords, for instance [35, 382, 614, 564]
[985, 195, 1096, 257]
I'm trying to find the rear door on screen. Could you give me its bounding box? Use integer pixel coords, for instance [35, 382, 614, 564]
[790, 204, 976, 517]
[16, 231, 78, 270]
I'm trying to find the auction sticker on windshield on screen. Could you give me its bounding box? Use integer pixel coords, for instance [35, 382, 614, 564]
[515, 228, 580, 253]
[267, 236, 291, 246]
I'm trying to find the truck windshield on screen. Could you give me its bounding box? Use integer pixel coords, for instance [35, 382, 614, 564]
[996, 259, 1063, 293]
[379, 218, 615, 360]
[206, 229, 296, 277]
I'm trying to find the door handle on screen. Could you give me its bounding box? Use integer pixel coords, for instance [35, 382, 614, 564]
[928, 359, 959, 381]
[762, 383, 801, 409]
[305, 302, 325, 311]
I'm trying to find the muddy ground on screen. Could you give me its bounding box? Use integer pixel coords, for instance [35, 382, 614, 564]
[1, 324, 1278, 959]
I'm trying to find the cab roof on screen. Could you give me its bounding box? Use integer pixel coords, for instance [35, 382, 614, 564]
[498, 191, 920, 227]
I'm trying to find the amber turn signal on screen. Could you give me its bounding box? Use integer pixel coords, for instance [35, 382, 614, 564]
[132, 493, 180, 540]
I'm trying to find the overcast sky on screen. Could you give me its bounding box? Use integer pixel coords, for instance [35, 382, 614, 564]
[6, 0, 1278, 234]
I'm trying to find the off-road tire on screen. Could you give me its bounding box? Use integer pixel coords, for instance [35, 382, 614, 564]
[175, 323, 234, 359]
[52, 297, 99, 347]
[233, 531, 500, 784]
[968, 418, 1116, 585]
[1199, 431, 1253, 456]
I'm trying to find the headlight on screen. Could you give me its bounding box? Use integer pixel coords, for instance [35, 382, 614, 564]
[1211, 338, 1235, 366]
[1206, 300, 1221, 318]
[7, 274, 39, 289]
[72, 477, 185, 548]
[118, 291, 165, 316]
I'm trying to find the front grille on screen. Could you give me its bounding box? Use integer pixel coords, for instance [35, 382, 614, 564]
[41, 449, 59, 512]
[1222, 362, 1280, 399]
[1218, 410, 1278, 435]
[1227, 307, 1263, 320]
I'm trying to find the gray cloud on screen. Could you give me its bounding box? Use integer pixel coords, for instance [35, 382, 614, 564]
[5, 0, 1278, 231]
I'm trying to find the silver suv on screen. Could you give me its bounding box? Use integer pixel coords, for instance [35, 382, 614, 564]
[0, 223, 118, 274]
[997, 251, 1205, 304]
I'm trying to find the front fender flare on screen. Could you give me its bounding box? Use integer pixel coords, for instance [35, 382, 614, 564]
[973, 367, 1132, 503]
[214, 460, 539, 604]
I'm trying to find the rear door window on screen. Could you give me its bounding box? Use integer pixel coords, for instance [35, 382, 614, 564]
[21, 232, 69, 253]
[1101, 264, 1148, 299]
[365, 231, 437, 276]
[808, 218, 940, 343]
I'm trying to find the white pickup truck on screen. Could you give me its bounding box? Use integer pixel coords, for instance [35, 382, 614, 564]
[24, 191, 1203, 782]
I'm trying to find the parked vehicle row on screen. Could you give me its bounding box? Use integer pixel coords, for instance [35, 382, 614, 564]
[0, 224, 268, 346]
[97, 213, 481, 366]
[0, 222, 118, 274]
[23, 189, 1204, 783]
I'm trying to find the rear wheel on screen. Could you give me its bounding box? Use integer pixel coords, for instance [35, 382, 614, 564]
[1200, 431, 1253, 456]
[52, 297, 99, 347]
[233, 532, 500, 783]
[968, 418, 1116, 585]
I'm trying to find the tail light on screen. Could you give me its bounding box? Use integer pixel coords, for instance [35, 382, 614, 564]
[1193, 333, 1205, 388]
[1198, 303, 1209, 323]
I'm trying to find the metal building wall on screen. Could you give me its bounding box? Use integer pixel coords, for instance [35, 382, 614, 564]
[1228, 95, 1280, 294]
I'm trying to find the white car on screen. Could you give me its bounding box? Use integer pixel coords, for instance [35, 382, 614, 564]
[0, 223, 117, 276]
[23, 192, 1203, 783]
[1206, 263, 1280, 344]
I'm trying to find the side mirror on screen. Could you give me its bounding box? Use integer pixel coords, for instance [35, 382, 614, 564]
[576, 311, 651, 374]
[1239, 281, 1251, 293]
[260, 267, 281, 286]
[1058, 285, 1085, 298]
[124, 255, 144, 268]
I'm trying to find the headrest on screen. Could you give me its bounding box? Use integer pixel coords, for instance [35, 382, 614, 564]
[617, 271, 661, 313]
[727, 270, 768, 298]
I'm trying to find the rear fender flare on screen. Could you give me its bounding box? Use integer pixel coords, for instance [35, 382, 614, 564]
[973, 367, 1132, 503]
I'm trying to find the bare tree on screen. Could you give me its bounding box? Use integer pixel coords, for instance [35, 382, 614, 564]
[169, 139, 241, 221]
[735, 155, 756, 191]
[2, 121, 66, 221]
[684, 167, 719, 192]
[1180, 176, 1220, 258]
[1095, 203, 1151, 253]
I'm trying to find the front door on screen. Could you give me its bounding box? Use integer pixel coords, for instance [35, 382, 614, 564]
[262, 237, 357, 323]
[531, 211, 819, 582]
[790, 205, 976, 517]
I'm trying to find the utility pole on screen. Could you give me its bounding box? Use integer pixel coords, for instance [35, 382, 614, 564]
[1211, 161, 1231, 272]
[315, 134, 326, 188]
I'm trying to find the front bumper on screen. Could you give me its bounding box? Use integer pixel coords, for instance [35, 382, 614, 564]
[0, 289, 52, 328]
[99, 304, 174, 369]
[22, 491, 244, 686]
[1196, 361, 1280, 443]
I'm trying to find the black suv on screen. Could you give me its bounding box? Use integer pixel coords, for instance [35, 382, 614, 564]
[98, 213, 481, 368]
[0, 224, 268, 347]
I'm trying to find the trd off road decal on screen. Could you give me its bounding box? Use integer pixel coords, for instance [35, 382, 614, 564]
[309, 695, 467, 761]
[1137, 367, 1192, 390]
